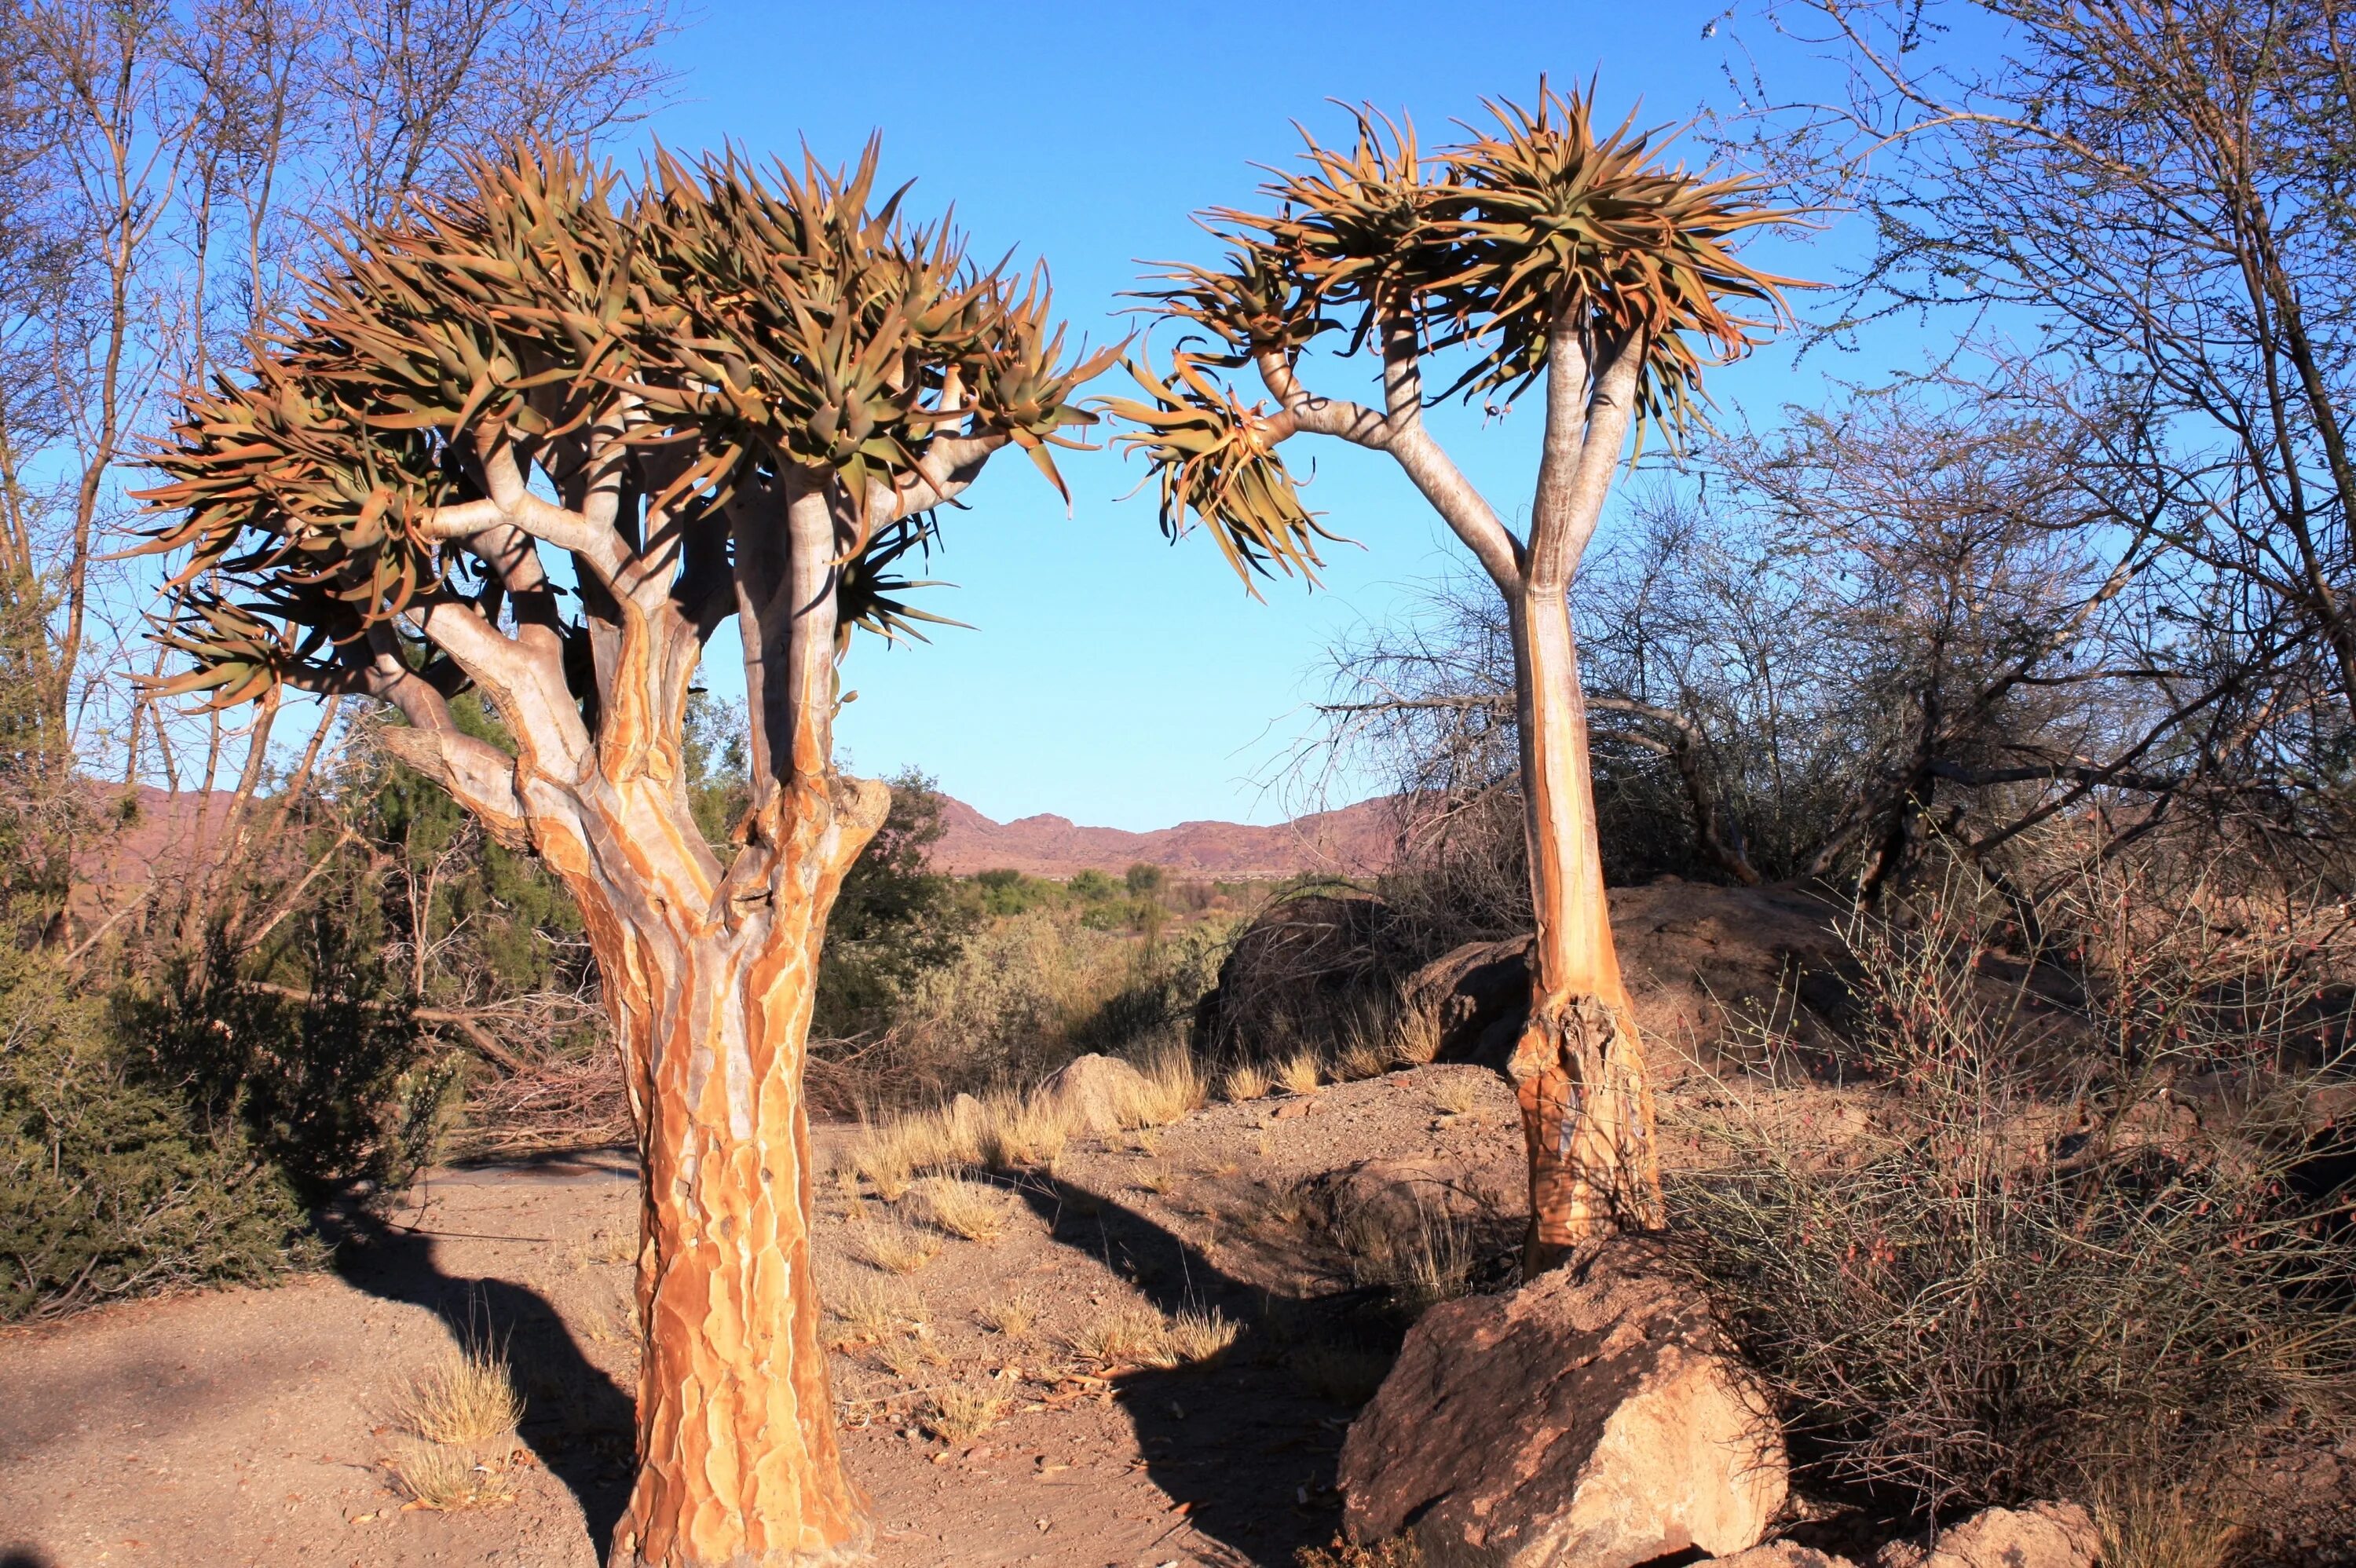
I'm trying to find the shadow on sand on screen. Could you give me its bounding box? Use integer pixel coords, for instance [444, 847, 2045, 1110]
[1015, 1176, 1397, 1566]
[326, 1153, 638, 1556]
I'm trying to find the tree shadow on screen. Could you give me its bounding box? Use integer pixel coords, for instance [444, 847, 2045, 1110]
[326, 1192, 636, 1554]
[1014, 1176, 1396, 1566]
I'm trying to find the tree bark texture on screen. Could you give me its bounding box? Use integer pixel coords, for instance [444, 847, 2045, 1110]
[504, 759, 887, 1567]
[1506, 586, 1664, 1270]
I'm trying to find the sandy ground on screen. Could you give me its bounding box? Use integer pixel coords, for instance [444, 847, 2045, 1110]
[0, 1063, 1527, 1568]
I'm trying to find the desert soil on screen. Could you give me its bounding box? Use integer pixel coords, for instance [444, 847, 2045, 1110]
[0, 1062, 1528, 1568]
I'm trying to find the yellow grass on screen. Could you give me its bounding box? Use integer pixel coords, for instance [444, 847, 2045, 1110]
[851, 1098, 986, 1199]
[825, 1274, 918, 1348]
[1275, 1051, 1323, 1095]
[851, 1219, 941, 1274]
[1066, 1301, 1238, 1369]
[911, 1175, 1015, 1242]
[924, 1383, 1009, 1444]
[1334, 1037, 1392, 1082]
[1161, 1307, 1240, 1365]
[392, 1343, 524, 1446]
[2094, 1471, 2244, 1568]
[1119, 1046, 1209, 1126]
[873, 1332, 949, 1380]
[1220, 1062, 1274, 1102]
[975, 1296, 1037, 1340]
[1392, 1005, 1443, 1066]
[384, 1437, 511, 1509]
[1429, 1074, 1482, 1116]
[979, 1088, 1071, 1170]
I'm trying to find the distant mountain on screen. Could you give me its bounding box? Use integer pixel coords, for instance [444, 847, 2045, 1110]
[928, 794, 1399, 880]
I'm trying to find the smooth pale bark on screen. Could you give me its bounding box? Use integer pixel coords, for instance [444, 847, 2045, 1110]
[1506, 585, 1663, 1270]
[523, 766, 887, 1568]
[1257, 319, 1666, 1268]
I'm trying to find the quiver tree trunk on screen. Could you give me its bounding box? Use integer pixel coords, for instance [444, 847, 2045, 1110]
[1506, 579, 1663, 1272]
[529, 768, 889, 1568]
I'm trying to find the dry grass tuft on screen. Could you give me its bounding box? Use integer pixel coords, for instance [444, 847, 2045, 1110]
[1340, 1201, 1475, 1316]
[825, 1274, 919, 1348]
[1429, 1074, 1482, 1116]
[1066, 1301, 1236, 1369]
[974, 1296, 1037, 1340]
[1391, 1006, 1443, 1066]
[1275, 1050, 1323, 1095]
[1220, 1062, 1274, 1102]
[911, 1175, 1015, 1242]
[1298, 1532, 1423, 1567]
[850, 1218, 941, 1274]
[384, 1436, 512, 1510]
[1119, 1046, 1209, 1126]
[2092, 1465, 2244, 1568]
[924, 1383, 1009, 1444]
[1131, 1162, 1174, 1196]
[1125, 1125, 1164, 1155]
[851, 1098, 986, 1198]
[873, 1332, 949, 1380]
[1161, 1306, 1240, 1365]
[392, 1343, 524, 1446]
[1334, 1036, 1392, 1083]
[978, 1088, 1071, 1170]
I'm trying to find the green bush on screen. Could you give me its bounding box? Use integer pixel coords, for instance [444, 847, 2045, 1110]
[1, 948, 316, 1321]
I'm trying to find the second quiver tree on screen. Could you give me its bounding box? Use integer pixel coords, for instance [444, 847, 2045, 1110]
[135, 142, 1112, 1568]
[1108, 84, 1794, 1266]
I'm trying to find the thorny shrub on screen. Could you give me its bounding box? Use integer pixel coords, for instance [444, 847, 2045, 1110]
[1665, 852, 2356, 1520]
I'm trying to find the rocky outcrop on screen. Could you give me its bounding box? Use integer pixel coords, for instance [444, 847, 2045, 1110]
[1038, 1054, 1151, 1135]
[1875, 1502, 2098, 1568]
[1191, 894, 1417, 1062]
[1341, 1239, 1787, 1568]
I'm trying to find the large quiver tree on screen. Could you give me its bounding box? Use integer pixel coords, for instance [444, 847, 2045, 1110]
[1110, 86, 1793, 1267]
[137, 144, 1110, 1567]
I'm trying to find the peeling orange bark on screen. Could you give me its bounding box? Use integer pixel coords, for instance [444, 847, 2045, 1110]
[531, 769, 887, 1568]
[1507, 586, 1663, 1271]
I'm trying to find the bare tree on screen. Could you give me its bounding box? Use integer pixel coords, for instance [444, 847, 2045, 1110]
[1326, 381, 2324, 908]
[1730, 0, 2356, 726]
[1110, 85, 1795, 1263]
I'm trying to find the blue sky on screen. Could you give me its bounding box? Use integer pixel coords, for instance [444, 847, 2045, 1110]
[630, 1, 1864, 829]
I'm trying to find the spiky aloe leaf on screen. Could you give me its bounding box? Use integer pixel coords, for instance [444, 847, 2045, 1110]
[1103, 355, 1344, 592]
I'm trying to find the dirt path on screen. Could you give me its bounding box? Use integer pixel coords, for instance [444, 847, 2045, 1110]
[0, 1064, 1526, 1568]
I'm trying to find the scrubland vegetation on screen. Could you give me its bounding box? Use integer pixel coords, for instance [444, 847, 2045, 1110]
[9, 0, 2356, 1561]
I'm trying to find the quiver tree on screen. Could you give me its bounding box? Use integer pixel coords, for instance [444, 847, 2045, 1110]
[1108, 86, 1793, 1266]
[136, 143, 1111, 1566]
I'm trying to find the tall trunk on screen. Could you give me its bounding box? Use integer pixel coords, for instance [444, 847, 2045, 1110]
[1506, 584, 1663, 1271]
[543, 769, 887, 1568]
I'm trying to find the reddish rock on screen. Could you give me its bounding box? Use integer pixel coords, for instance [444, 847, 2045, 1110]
[1341, 1239, 1787, 1567]
[1875, 1502, 2098, 1568]
[1713, 1545, 1860, 1567]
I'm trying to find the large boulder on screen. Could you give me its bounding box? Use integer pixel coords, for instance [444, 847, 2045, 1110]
[1191, 894, 1416, 1062]
[1341, 1239, 1787, 1567]
[1038, 1054, 1150, 1135]
[1393, 882, 1853, 1076]
[1874, 1502, 2098, 1568]
[1400, 936, 1534, 1068]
